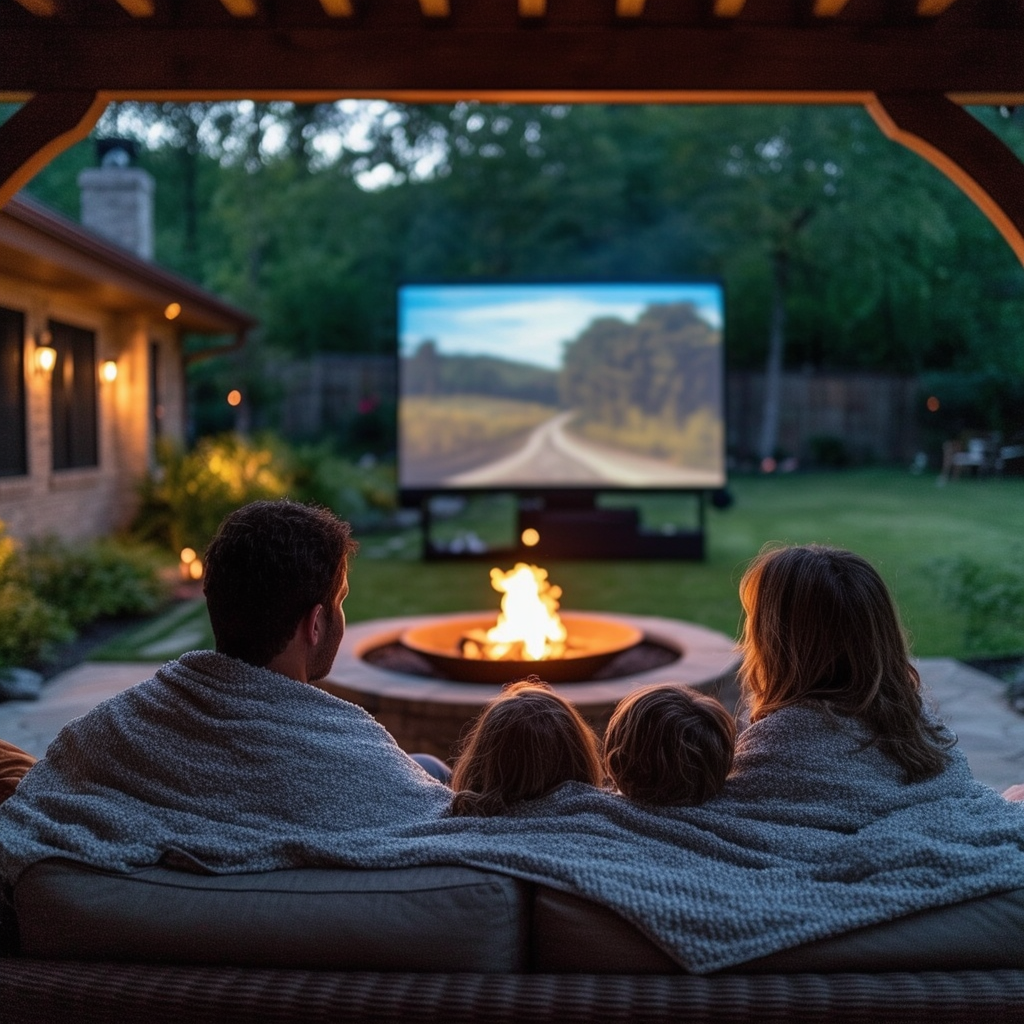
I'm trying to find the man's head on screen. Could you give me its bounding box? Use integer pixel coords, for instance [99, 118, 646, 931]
[203, 500, 356, 670]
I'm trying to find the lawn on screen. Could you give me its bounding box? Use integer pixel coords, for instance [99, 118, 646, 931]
[96, 469, 1023, 662]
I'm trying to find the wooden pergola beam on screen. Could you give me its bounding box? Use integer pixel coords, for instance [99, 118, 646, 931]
[2, 27, 1023, 94]
[0, 91, 108, 208]
[867, 92, 1024, 268]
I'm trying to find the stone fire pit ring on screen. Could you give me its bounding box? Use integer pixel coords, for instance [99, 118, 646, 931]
[318, 613, 740, 761]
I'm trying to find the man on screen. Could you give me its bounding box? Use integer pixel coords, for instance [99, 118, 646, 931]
[0, 500, 450, 885]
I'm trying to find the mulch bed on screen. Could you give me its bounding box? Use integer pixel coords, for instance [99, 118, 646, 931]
[29, 616, 146, 681]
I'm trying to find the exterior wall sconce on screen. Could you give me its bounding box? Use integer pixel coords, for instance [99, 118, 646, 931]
[34, 332, 56, 374]
[100, 359, 119, 383]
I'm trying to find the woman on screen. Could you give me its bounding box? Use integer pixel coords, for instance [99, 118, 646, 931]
[738, 542, 954, 782]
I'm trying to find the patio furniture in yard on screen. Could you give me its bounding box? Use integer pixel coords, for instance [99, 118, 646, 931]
[937, 432, 1003, 479]
[998, 441, 1024, 476]
[3, 860, 1024, 1023]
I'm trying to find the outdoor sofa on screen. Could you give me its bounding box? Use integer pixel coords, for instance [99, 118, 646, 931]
[3, 859, 1024, 1023]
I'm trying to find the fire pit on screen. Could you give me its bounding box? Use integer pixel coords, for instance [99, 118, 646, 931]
[401, 614, 644, 684]
[316, 561, 739, 759]
[398, 562, 646, 684]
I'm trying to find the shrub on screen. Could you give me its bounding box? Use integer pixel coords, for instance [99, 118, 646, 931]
[917, 371, 1024, 446]
[21, 537, 168, 629]
[288, 443, 397, 522]
[132, 432, 398, 555]
[930, 554, 1024, 655]
[0, 523, 74, 669]
[132, 433, 292, 554]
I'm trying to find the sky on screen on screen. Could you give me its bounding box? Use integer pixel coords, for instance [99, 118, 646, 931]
[399, 283, 723, 370]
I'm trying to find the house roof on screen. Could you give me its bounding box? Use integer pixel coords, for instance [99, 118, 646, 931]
[0, 192, 257, 339]
[0, 0, 1022, 102]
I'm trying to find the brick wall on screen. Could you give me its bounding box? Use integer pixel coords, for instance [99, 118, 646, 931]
[0, 274, 185, 543]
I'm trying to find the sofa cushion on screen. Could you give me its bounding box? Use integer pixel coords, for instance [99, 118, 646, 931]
[738, 887, 1024, 973]
[15, 859, 528, 972]
[532, 887, 681, 973]
[532, 886, 1024, 973]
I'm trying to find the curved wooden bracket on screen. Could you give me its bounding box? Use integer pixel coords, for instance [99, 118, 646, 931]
[866, 92, 1024, 268]
[0, 92, 108, 208]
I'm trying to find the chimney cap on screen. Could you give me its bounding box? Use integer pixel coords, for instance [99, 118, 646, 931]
[96, 138, 139, 168]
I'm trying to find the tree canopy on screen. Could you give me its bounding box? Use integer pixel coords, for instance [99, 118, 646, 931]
[14, 98, 1024, 442]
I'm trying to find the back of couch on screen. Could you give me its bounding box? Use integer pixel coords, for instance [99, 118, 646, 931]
[14, 859, 1024, 975]
[14, 860, 529, 973]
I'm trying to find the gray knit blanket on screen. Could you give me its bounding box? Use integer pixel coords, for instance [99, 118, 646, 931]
[3, 651, 1024, 973]
[0, 652, 452, 878]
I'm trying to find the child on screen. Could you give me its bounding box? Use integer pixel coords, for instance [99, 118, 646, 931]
[604, 684, 735, 807]
[449, 677, 603, 816]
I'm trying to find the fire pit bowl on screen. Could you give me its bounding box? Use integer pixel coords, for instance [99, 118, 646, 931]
[400, 613, 644, 684]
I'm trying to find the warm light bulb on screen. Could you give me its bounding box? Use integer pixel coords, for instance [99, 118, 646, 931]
[188, 558, 204, 580]
[521, 528, 540, 547]
[180, 547, 197, 564]
[227, 389, 242, 407]
[164, 302, 182, 320]
[35, 346, 56, 373]
[101, 360, 118, 382]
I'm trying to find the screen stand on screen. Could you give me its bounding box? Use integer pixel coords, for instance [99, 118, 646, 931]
[419, 492, 706, 562]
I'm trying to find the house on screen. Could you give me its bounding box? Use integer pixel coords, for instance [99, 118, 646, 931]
[0, 152, 256, 542]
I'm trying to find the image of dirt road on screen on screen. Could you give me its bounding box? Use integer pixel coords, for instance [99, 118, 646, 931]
[400, 301, 725, 489]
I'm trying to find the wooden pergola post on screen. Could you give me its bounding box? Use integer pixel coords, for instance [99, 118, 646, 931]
[867, 92, 1024, 268]
[0, 92, 107, 208]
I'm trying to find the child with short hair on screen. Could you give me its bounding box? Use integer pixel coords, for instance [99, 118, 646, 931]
[604, 684, 735, 807]
[449, 677, 603, 817]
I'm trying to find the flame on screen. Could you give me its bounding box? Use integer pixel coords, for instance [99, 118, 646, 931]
[463, 563, 568, 661]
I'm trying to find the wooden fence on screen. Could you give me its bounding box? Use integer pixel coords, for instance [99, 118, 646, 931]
[727, 371, 920, 467]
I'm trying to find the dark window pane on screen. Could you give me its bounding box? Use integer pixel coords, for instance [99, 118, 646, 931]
[149, 339, 163, 452]
[50, 320, 97, 471]
[0, 307, 27, 478]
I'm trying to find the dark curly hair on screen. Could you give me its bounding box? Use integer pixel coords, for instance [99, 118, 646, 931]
[604, 684, 735, 806]
[203, 499, 356, 668]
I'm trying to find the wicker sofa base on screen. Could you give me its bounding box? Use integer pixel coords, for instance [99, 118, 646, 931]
[5, 962, 1024, 1024]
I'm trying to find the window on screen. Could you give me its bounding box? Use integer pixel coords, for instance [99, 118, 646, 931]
[149, 339, 163, 455]
[0, 306, 27, 477]
[50, 320, 98, 471]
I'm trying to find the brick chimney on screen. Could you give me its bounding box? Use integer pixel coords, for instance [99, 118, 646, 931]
[77, 139, 155, 261]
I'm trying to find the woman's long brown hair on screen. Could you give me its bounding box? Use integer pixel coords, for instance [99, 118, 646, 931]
[738, 543, 952, 783]
[450, 678, 604, 816]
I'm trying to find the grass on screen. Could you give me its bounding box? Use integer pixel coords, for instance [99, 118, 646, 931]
[93, 469, 1024, 662]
